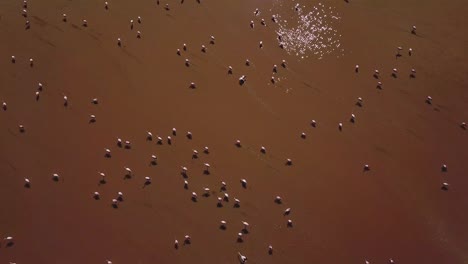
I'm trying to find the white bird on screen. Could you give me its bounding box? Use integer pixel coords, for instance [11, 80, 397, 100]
[94, 192, 100, 199]
[90, 114, 96, 122]
[19, 124, 25, 133]
[192, 149, 199, 158]
[147, 131, 153, 140]
[124, 140, 131, 149]
[11, 55, 16, 63]
[260, 146, 266, 153]
[239, 75, 246, 85]
[442, 182, 449, 190]
[2, 102, 7, 111]
[224, 192, 229, 201]
[238, 252, 248, 263]
[204, 146, 209, 154]
[112, 199, 118, 207]
[221, 181, 227, 190]
[338, 122, 343, 131]
[259, 41, 263, 48]
[238, 232, 243, 241]
[234, 198, 240, 207]
[261, 18, 266, 25]
[63, 96, 68, 106]
[38, 82, 43, 91]
[184, 180, 189, 189]
[24, 178, 30, 187]
[409, 48, 413, 56]
[461, 122, 467, 129]
[268, 245, 273, 254]
[357, 97, 363, 107]
[240, 179, 247, 187]
[281, 59, 287, 68]
[189, 82, 196, 89]
[275, 196, 282, 204]
[220, 220, 227, 228]
[105, 2, 109, 9]
[183, 43, 187, 51]
[117, 38, 122, 46]
[187, 131, 193, 139]
[350, 114, 356, 123]
[201, 45, 206, 52]
[442, 164, 448, 172]
[235, 139, 241, 147]
[137, 31, 141, 38]
[145, 176, 151, 185]
[151, 155, 157, 164]
[4, 236, 14, 245]
[397, 46, 403, 55]
[392, 68, 398, 77]
[287, 219, 293, 227]
[29, 58, 34, 66]
[311, 119, 317, 127]
[250, 20, 254, 28]
[174, 239, 179, 248]
[355, 64, 359, 73]
[286, 158, 292, 165]
[184, 235, 191, 244]
[192, 192, 198, 200]
[411, 25, 417, 34]
[284, 208, 291, 215]
[137, 16, 142, 23]
[426, 96, 433, 104]
[245, 59, 250, 66]
[117, 191, 123, 201]
[92, 98, 98, 104]
[82, 19, 88, 27]
[99, 172, 106, 183]
[210, 35, 215, 44]
[301, 132, 307, 139]
[62, 13, 67, 22]
[124, 167, 132, 176]
[377, 81, 383, 89]
[52, 173, 60, 181]
[242, 221, 249, 229]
